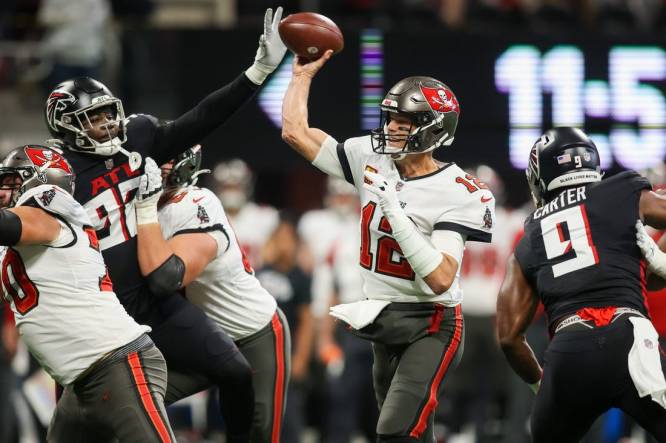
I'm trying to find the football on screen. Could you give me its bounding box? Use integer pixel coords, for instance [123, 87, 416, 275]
[278, 12, 344, 61]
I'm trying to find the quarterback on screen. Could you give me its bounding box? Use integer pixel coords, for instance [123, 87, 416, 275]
[282, 51, 495, 442]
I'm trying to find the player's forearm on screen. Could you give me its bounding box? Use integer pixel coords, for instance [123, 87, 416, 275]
[136, 224, 176, 276]
[156, 73, 258, 160]
[6, 207, 60, 245]
[281, 75, 320, 161]
[500, 337, 543, 384]
[422, 254, 457, 295]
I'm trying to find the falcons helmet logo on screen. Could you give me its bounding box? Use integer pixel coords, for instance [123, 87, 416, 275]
[46, 90, 76, 132]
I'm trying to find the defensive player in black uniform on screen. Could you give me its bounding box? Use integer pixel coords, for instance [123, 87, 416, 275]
[497, 127, 666, 442]
[41, 8, 288, 442]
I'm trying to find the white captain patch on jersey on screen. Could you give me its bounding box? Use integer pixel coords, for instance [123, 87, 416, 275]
[313, 135, 496, 304]
[3, 185, 149, 385]
[159, 187, 276, 340]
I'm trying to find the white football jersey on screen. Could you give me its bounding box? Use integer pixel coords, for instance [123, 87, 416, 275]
[228, 202, 279, 269]
[159, 186, 277, 341]
[460, 206, 527, 316]
[299, 209, 363, 315]
[1, 185, 149, 385]
[313, 135, 495, 304]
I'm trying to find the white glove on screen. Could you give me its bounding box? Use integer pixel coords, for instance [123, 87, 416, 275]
[636, 220, 666, 278]
[363, 170, 443, 279]
[245, 7, 287, 85]
[135, 158, 163, 225]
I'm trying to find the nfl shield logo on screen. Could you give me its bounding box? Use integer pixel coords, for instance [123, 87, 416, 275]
[396, 181, 404, 192]
[644, 339, 654, 349]
[105, 158, 114, 170]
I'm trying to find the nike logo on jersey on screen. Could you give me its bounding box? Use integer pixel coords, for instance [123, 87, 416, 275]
[480, 195, 493, 203]
[193, 197, 205, 204]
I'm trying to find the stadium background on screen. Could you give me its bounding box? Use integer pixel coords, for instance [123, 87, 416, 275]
[1, 0, 666, 442]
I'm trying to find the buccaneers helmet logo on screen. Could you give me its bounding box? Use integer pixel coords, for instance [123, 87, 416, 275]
[46, 90, 76, 132]
[420, 86, 460, 115]
[24, 147, 72, 174]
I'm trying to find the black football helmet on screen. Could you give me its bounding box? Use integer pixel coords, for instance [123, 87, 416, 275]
[45, 77, 126, 156]
[371, 76, 460, 155]
[0, 145, 75, 207]
[163, 145, 210, 193]
[526, 127, 602, 207]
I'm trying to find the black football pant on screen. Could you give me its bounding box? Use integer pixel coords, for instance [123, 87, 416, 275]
[147, 293, 254, 443]
[531, 316, 666, 443]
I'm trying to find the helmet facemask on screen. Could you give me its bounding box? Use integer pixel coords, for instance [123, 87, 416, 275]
[0, 170, 23, 208]
[58, 97, 127, 156]
[371, 108, 452, 156]
[162, 145, 210, 196]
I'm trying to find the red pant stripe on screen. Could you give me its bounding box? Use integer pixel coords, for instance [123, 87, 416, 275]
[127, 352, 172, 443]
[409, 304, 463, 438]
[271, 313, 286, 443]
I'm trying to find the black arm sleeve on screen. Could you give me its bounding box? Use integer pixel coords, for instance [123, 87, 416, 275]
[0, 210, 22, 246]
[146, 254, 186, 296]
[150, 72, 259, 165]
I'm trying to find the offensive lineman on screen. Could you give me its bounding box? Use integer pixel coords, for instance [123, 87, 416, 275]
[135, 151, 290, 443]
[0, 145, 175, 443]
[497, 127, 666, 442]
[282, 52, 495, 442]
[41, 8, 288, 441]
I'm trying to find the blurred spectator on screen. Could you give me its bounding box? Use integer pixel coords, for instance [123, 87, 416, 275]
[257, 214, 315, 443]
[299, 177, 377, 443]
[211, 159, 279, 269]
[38, 0, 112, 90]
[0, 305, 18, 443]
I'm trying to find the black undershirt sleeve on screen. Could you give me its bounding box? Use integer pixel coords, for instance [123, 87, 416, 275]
[0, 210, 22, 246]
[150, 72, 259, 164]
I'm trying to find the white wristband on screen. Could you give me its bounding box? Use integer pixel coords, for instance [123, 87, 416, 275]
[136, 203, 158, 226]
[384, 210, 443, 279]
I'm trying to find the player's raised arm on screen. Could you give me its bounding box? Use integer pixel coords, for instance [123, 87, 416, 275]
[148, 7, 288, 164]
[496, 255, 543, 390]
[281, 51, 335, 162]
[134, 158, 218, 294]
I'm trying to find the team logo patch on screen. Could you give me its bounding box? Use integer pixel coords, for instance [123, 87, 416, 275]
[46, 90, 76, 132]
[24, 147, 72, 174]
[420, 85, 459, 114]
[39, 189, 56, 206]
[483, 207, 493, 229]
[197, 205, 209, 224]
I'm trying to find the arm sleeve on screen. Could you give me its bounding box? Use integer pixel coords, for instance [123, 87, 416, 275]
[146, 73, 259, 165]
[163, 190, 231, 258]
[431, 230, 465, 265]
[433, 192, 495, 243]
[312, 135, 374, 188]
[312, 136, 345, 180]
